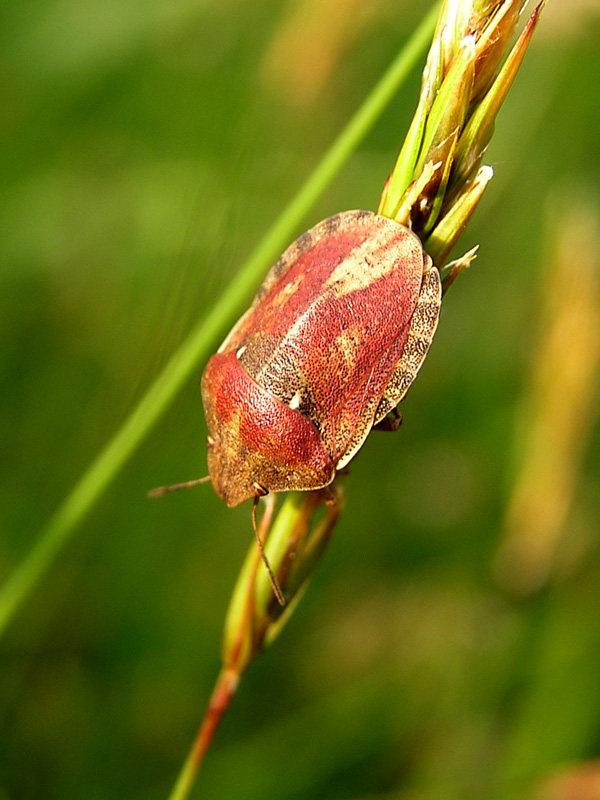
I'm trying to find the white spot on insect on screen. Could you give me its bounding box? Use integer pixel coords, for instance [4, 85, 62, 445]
[289, 391, 302, 410]
[236, 345, 247, 360]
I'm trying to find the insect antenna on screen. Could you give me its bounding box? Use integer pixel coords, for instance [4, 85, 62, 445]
[147, 476, 211, 498]
[252, 495, 286, 607]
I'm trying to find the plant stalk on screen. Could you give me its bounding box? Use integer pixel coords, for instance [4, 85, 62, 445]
[167, 666, 240, 800]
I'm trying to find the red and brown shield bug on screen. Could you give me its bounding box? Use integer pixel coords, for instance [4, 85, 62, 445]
[201, 209, 441, 508]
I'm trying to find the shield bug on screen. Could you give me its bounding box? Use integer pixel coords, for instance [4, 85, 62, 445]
[202, 209, 441, 508]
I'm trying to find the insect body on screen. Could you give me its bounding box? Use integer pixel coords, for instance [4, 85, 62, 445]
[202, 210, 441, 507]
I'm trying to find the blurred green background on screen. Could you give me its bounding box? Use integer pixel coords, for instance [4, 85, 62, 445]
[1, 1, 600, 798]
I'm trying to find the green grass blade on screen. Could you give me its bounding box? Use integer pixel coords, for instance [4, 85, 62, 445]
[0, 2, 439, 639]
